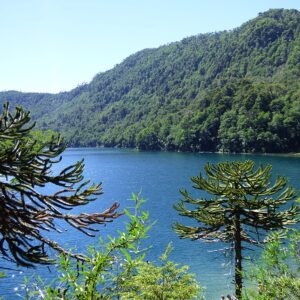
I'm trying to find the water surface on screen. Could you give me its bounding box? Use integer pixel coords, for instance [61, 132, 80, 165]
[1, 148, 300, 299]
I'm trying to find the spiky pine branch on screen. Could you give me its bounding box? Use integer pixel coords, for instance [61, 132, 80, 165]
[174, 160, 299, 298]
[0, 103, 122, 267]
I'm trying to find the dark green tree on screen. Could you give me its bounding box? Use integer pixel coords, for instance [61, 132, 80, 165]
[174, 160, 298, 298]
[0, 103, 121, 267]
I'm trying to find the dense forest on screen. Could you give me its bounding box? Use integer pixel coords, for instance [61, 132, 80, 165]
[1, 9, 300, 153]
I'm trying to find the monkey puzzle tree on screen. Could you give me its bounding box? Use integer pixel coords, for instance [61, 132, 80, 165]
[0, 103, 121, 267]
[174, 160, 298, 298]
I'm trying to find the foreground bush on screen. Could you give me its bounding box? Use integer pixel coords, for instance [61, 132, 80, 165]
[244, 229, 300, 300]
[22, 195, 203, 300]
[119, 243, 203, 299]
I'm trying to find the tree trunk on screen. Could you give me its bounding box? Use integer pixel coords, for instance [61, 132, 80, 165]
[234, 211, 242, 299]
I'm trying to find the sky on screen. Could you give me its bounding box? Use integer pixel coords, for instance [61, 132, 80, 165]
[0, 0, 299, 93]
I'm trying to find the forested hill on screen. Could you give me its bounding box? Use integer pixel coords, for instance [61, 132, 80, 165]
[1, 9, 300, 153]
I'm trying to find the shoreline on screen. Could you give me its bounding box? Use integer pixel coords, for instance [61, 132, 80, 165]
[65, 146, 300, 158]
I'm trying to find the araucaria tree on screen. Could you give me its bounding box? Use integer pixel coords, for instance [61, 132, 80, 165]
[174, 160, 298, 298]
[0, 103, 121, 267]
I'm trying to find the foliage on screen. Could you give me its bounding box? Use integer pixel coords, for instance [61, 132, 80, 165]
[243, 229, 300, 300]
[1, 9, 300, 153]
[119, 242, 203, 300]
[21, 195, 202, 300]
[174, 160, 298, 298]
[0, 103, 121, 267]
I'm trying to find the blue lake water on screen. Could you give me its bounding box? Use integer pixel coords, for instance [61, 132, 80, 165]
[1, 148, 300, 299]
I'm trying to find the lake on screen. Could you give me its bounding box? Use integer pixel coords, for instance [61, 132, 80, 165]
[1, 148, 300, 299]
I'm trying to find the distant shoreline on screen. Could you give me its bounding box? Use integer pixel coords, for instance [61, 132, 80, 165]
[65, 146, 300, 157]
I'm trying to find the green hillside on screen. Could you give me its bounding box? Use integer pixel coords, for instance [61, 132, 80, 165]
[1, 9, 300, 153]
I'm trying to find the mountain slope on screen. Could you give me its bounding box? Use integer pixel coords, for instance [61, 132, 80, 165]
[1, 9, 300, 153]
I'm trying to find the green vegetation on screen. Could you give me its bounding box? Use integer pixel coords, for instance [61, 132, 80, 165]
[1, 9, 300, 153]
[244, 229, 300, 300]
[22, 195, 203, 300]
[0, 103, 120, 267]
[119, 242, 203, 300]
[174, 160, 298, 298]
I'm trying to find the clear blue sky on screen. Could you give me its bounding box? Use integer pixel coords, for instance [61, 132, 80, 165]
[0, 0, 299, 93]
